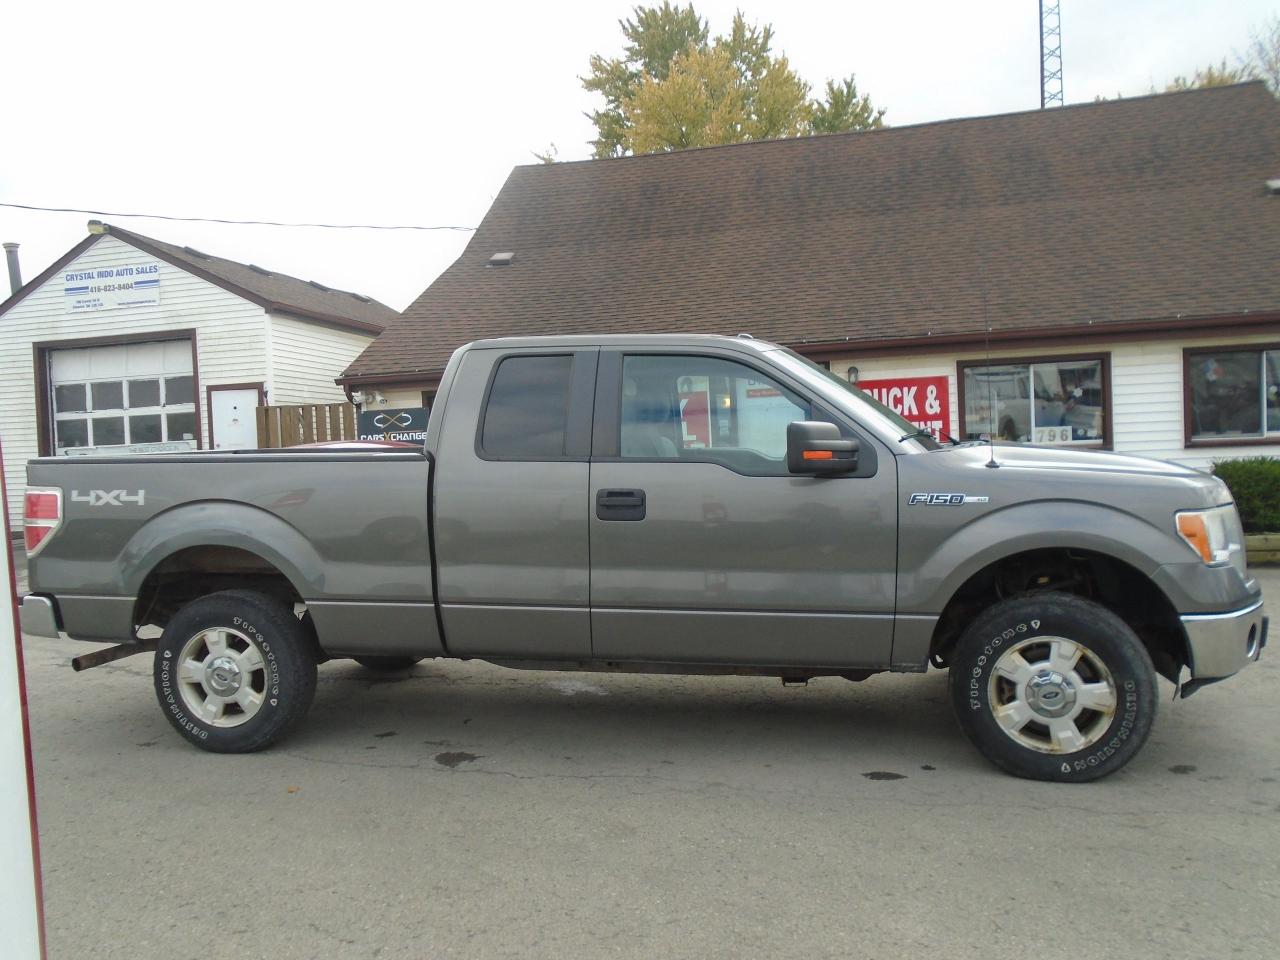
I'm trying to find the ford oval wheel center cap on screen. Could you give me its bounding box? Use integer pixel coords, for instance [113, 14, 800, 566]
[205, 656, 243, 696]
[1025, 670, 1076, 718]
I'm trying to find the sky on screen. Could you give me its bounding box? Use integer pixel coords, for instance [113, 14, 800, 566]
[1, 0, 1275, 312]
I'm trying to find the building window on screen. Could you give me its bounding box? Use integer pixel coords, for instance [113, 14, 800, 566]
[1185, 346, 1280, 443]
[959, 355, 1108, 446]
[53, 373, 198, 452]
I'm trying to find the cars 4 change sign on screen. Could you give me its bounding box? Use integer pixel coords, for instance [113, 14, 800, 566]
[357, 407, 428, 444]
[858, 376, 951, 441]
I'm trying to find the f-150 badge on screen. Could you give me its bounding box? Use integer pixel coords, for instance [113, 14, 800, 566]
[909, 493, 989, 505]
[71, 490, 146, 507]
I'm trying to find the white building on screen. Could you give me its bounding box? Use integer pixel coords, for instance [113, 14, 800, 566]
[0, 222, 395, 522]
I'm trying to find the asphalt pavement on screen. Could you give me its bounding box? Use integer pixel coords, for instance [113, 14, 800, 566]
[16, 554, 1280, 960]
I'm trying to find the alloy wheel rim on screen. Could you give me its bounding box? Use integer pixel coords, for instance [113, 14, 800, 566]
[987, 635, 1117, 754]
[176, 627, 267, 728]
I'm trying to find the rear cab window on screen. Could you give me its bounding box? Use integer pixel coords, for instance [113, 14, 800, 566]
[480, 354, 574, 459]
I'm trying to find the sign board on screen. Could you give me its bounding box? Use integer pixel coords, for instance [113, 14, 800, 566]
[858, 375, 952, 441]
[357, 407, 428, 444]
[0, 435, 47, 958]
[63, 261, 161, 313]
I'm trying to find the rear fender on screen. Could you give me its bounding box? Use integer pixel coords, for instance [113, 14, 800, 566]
[121, 501, 323, 599]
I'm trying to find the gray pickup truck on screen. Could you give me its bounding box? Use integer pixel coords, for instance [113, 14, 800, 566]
[20, 334, 1267, 781]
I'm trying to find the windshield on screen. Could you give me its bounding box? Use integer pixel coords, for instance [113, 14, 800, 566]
[772, 348, 942, 450]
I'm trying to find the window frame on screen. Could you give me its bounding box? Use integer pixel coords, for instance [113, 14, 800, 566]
[956, 352, 1113, 450]
[473, 350, 597, 462]
[591, 348, 878, 478]
[1183, 342, 1280, 448]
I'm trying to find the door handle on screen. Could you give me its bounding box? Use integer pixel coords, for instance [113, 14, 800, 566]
[596, 488, 646, 521]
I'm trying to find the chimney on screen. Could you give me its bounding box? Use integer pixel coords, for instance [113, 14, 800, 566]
[3, 242, 20, 296]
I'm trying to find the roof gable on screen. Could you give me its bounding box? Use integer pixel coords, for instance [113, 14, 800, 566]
[0, 224, 397, 334]
[343, 82, 1280, 382]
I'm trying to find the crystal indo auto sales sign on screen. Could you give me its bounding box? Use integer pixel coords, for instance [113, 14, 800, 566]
[857, 376, 951, 441]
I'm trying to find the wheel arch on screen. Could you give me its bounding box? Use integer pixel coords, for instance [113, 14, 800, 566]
[926, 545, 1188, 683]
[125, 502, 323, 631]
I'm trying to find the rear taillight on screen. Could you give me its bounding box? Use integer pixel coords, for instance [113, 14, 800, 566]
[24, 488, 62, 556]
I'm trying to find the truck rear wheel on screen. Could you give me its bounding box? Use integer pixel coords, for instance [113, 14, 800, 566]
[153, 590, 317, 753]
[948, 592, 1156, 782]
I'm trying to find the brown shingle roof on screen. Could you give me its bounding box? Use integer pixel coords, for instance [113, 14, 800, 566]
[342, 82, 1280, 383]
[102, 224, 396, 332]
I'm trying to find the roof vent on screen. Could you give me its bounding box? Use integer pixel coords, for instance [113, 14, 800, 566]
[248, 263, 273, 276]
[182, 246, 211, 259]
[349, 292, 372, 303]
[307, 279, 331, 292]
[487, 251, 515, 267]
[1267, 179, 1280, 195]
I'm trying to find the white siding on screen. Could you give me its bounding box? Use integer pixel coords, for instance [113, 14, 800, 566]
[362, 387, 428, 408]
[266, 313, 375, 406]
[0, 235, 267, 523]
[825, 329, 1280, 468]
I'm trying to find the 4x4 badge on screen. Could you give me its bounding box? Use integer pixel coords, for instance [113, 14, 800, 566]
[71, 489, 145, 507]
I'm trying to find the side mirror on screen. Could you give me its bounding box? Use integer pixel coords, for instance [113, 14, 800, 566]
[786, 421, 859, 475]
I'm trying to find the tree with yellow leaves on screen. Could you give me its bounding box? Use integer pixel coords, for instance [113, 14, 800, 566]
[582, 3, 884, 159]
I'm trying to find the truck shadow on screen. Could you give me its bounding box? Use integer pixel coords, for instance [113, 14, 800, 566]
[294, 660, 977, 773]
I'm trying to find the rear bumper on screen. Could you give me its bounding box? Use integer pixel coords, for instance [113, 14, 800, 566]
[19, 595, 61, 639]
[1181, 600, 1267, 681]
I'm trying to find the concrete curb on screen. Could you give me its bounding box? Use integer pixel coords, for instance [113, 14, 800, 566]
[1246, 533, 1280, 566]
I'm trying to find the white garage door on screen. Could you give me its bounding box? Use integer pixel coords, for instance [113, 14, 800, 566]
[49, 339, 198, 455]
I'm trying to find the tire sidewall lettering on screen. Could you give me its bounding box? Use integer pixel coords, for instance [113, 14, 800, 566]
[155, 608, 286, 745]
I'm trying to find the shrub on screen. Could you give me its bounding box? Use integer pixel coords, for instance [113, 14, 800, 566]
[1212, 457, 1280, 533]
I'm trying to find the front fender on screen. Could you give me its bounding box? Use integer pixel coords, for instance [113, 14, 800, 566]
[897, 500, 1186, 615]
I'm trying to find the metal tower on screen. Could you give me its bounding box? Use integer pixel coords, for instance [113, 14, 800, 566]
[1040, 1, 1063, 108]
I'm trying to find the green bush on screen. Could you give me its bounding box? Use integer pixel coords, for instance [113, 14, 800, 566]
[1212, 457, 1280, 533]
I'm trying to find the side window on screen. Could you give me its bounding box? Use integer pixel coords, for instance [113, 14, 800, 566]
[481, 355, 573, 458]
[620, 355, 810, 475]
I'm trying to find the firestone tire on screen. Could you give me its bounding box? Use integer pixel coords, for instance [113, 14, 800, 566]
[153, 590, 318, 753]
[948, 592, 1157, 783]
[353, 656, 423, 672]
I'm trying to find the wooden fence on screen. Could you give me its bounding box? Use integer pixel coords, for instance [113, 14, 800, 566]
[255, 403, 357, 448]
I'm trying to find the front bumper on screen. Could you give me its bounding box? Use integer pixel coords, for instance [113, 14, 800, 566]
[1181, 600, 1267, 682]
[19, 595, 61, 639]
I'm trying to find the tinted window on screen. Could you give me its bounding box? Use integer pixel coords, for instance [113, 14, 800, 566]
[130, 414, 163, 443]
[1188, 349, 1272, 440]
[481, 355, 573, 458]
[55, 384, 87, 413]
[93, 416, 125, 446]
[165, 375, 195, 405]
[92, 382, 124, 410]
[620, 355, 810, 476]
[129, 379, 161, 407]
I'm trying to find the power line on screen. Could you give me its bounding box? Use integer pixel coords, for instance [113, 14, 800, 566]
[0, 201, 476, 232]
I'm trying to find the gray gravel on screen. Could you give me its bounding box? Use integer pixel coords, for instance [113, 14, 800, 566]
[20, 564, 1280, 960]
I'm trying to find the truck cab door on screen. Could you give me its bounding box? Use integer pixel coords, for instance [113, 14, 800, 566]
[589, 348, 897, 668]
[433, 347, 598, 659]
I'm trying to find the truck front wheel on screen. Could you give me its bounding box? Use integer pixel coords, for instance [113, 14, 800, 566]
[153, 590, 318, 753]
[948, 592, 1156, 782]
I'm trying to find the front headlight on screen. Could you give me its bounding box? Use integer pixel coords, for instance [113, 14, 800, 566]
[1176, 504, 1245, 572]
